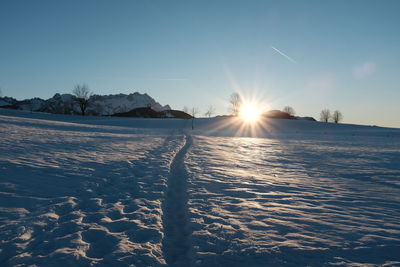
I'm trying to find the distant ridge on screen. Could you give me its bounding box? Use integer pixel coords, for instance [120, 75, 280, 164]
[0, 92, 171, 116]
[112, 107, 192, 119]
[264, 110, 316, 121]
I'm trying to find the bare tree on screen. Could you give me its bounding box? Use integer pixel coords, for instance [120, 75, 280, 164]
[229, 92, 241, 116]
[332, 110, 343, 123]
[320, 109, 331, 122]
[72, 84, 92, 116]
[282, 106, 295, 116]
[191, 107, 199, 130]
[204, 105, 215, 118]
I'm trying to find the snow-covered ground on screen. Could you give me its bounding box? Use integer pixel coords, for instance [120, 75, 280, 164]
[186, 136, 400, 266]
[1, 109, 399, 266]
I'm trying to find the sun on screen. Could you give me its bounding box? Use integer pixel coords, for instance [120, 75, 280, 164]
[239, 103, 261, 123]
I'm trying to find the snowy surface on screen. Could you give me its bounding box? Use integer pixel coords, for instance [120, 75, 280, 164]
[0, 109, 399, 266]
[186, 136, 400, 266]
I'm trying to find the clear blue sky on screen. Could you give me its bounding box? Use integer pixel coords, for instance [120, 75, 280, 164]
[1, 0, 399, 127]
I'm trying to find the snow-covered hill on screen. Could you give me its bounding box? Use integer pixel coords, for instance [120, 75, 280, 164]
[0, 92, 171, 115]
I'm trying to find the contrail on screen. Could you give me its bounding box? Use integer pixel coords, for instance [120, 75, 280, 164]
[155, 78, 188, 81]
[270, 46, 297, 64]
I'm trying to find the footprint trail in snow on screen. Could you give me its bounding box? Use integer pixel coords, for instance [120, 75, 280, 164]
[162, 134, 193, 266]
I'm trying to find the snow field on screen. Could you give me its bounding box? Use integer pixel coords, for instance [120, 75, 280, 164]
[0, 114, 183, 265]
[185, 136, 400, 266]
[1, 110, 400, 266]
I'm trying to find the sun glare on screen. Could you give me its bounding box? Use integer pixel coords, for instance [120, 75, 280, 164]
[239, 103, 261, 123]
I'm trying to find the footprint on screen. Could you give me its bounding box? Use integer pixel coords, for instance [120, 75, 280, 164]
[103, 219, 139, 233]
[126, 227, 162, 243]
[81, 228, 119, 259]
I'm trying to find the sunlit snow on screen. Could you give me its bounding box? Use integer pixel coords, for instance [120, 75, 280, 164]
[0, 109, 399, 266]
